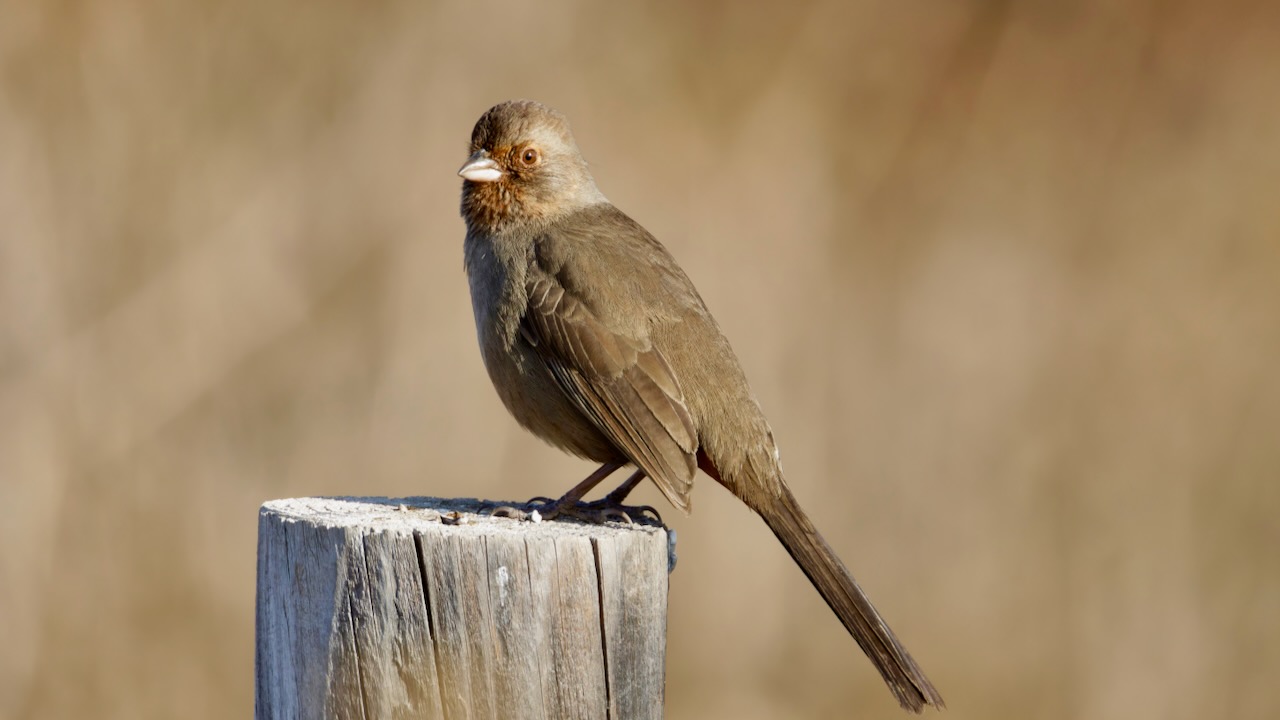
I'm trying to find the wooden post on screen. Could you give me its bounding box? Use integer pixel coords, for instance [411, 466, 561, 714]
[254, 497, 671, 720]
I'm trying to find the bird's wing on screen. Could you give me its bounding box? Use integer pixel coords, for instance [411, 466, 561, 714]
[521, 273, 697, 512]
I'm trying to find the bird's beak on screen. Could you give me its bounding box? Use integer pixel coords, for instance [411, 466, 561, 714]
[458, 151, 503, 183]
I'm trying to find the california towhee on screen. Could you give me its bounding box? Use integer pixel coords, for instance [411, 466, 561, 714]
[458, 99, 943, 712]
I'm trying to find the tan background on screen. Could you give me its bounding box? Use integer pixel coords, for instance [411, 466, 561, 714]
[2, 1, 1278, 718]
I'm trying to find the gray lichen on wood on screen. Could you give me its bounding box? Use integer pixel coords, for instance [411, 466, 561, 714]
[255, 497, 669, 720]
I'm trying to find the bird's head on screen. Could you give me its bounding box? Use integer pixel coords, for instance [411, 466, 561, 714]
[459, 100, 604, 233]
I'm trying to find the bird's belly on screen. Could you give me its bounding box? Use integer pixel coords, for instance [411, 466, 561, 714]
[465, 238, 623, 464]
[478, 330, 624, 464]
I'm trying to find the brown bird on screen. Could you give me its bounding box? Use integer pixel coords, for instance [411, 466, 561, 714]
[458, 99, 944, 713]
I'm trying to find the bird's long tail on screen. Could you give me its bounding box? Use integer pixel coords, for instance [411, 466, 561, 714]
[757, 484, 944, 712]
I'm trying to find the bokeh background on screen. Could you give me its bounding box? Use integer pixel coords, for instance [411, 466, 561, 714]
[2, 0, 1278, 718]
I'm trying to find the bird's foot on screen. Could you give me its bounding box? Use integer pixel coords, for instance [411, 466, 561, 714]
[492, 495, 663, 526]
[551, 495, 664, 525]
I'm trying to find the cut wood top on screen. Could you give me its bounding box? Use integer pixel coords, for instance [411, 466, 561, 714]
[261, 496, 669, 541]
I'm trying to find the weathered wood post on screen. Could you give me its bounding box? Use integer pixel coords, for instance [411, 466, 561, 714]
[254, 497, 671, 720]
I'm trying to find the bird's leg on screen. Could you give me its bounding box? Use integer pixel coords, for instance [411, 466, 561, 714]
[580, 470, 662, 524]
[492, 462, 623, 521]
[493, 465, 662, 525]
[557, 469, 662, 525]
[600, 469, 645, 504]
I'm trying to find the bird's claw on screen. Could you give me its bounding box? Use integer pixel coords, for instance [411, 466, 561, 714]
[594, 497, 663, 525]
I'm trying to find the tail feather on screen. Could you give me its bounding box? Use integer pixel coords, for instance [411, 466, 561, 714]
[758, 485, 944, 712]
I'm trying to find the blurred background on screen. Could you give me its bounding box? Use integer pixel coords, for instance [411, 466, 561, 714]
[2, 0, 1277, 718]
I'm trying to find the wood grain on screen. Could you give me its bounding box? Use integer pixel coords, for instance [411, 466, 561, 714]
[255, 497, 670, 720]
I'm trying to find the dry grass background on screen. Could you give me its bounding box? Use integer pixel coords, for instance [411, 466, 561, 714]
[2, 0, 1278, 718]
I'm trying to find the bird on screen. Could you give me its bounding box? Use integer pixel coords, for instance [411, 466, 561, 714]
[457, 99, 944, 713]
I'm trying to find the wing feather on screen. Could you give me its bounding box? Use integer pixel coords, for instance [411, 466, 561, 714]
[524, 274, 697, 511]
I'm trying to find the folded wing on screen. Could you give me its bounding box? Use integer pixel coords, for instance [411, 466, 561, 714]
[521, 274, 697, 512]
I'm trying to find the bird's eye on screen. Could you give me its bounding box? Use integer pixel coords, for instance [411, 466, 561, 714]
[521, 148, 540, 166]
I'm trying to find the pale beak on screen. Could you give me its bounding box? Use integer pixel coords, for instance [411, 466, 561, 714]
[458, 151, 503, 183]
